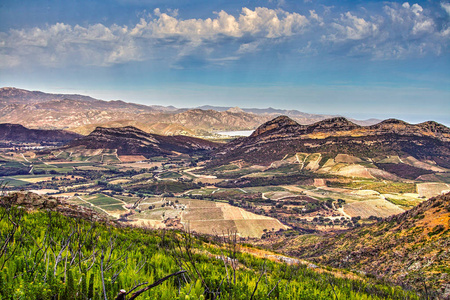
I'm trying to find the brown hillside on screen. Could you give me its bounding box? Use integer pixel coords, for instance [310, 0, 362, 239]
[278, 193, 450, 298]
[211, 116, 450, 167]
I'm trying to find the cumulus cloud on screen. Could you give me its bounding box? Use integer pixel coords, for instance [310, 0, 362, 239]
[0, 7, 310, 68]
[0, 3, 448, 69]
[320, 2, 447, 59]
[328, 12, 378, 41]
[130, 7, 308, 39]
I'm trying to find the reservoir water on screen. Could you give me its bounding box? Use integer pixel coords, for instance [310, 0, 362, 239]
[216, 130, 254, 137]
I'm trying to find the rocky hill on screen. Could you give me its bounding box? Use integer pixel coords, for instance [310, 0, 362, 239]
[272, 192, 450, 298]
[211, 116, 450, 168]
[0, 123, 81, 145]
[67, 126, 220, 157]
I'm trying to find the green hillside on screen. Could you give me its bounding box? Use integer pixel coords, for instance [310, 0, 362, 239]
[0, 194, 420, 300]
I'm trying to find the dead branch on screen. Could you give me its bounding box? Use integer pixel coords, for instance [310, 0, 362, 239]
[126, 270, 187, 300]
[101, 250, 108, 300]
[250, 260, 266, 300]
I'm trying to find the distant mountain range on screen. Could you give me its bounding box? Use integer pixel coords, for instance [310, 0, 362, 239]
[211, 116, 450, 170]
[0, 87, 379, 135]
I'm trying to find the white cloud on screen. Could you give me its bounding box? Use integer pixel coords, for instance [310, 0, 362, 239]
[0, 4, 447, 68]
[442, 2, 450, 15]
[329, 12, 378, 41]
[320, 2, 446, 59]
[238, 7, 308, 37]
[237, 42, 260, 54]
[309, 10, 324, 26]
[0, 7, 311, 68]
[384, 2, 435, 35]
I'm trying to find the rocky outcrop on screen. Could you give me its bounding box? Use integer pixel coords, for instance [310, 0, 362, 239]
[250, 116, 299, 137]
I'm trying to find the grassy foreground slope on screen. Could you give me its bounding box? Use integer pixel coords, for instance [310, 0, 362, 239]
[0, 193, 419, 300]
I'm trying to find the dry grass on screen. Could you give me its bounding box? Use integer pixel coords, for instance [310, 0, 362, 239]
[216, 203, 244, 220]
[186, 220, 238, 235]
[183, 207, 224, 220]
[178, 199, 217, 208]
[178, 199, 288, 237]
[75, 166, 109, 171]
[344, 199, 404, 218]
[108, 179, 131, 185]
[118, 162, 163, 169]
[417, 182, 450, 198]
[235, 219, 287, 237]
[118, 155, 147, 162]
[19, 177, 54, 183]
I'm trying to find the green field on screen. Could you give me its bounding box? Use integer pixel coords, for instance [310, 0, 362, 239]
[159, 171, 182, 179]
[0, 178, 29, 187]
[329, 180, 416, 194]
[13, 174, 60, 179]
[84, 194, 123, 206]
[100, 204, 127, 211]
[0, 161, 29, 168]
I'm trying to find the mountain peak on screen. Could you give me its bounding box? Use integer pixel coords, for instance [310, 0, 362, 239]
[308, 117, 360, 132]
[227, 106, 245, 113]
[250, 115, 299, 137]
[417, 121, 450, 134]
[370, 119, 450, 136]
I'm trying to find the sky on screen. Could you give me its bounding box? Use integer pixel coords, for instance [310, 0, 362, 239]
[0, 0, 449, 124]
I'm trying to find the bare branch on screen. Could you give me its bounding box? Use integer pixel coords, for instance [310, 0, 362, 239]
[267, 279, 281, 297]
[127, 270, 187, 300]
[101, 250, 108, 300]
[250, 260, 266, 300]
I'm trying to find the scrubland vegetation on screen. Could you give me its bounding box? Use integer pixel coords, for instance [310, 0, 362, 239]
[0, 200, 421, 300]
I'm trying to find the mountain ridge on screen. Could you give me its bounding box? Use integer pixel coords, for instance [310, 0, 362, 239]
[67, 125, 220, 157]
[0, 123, 81, 145]
[0, 88, 381, 134]
[211, 115, 450, 167]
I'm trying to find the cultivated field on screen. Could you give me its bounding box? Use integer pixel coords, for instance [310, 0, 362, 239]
[180, 199, 288, 238]
[343, 199, 404, 218]
[417, 182, 450, 198]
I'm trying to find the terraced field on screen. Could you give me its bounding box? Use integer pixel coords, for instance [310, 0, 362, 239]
[66, 192, 286, 238]
[179, 199, 288, 238]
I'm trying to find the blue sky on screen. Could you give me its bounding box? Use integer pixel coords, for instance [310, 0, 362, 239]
[0, 0, 449, 124]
